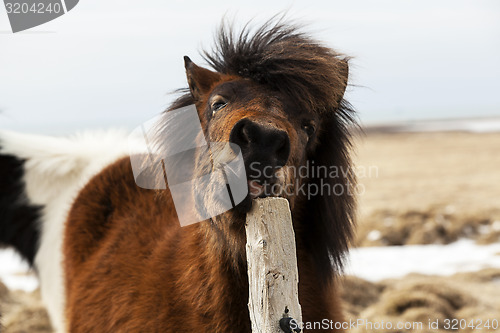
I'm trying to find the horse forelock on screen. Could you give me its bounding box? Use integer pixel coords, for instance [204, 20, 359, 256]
[202, 18, 350, 114]
[167, 18, 351, 114]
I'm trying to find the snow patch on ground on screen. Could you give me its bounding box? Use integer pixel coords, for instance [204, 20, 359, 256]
[0, 248, 39, 292]
[346, 239, 500, 281]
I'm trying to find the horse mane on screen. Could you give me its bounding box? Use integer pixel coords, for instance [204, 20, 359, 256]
[169, 17, 357, 281]
[203, 18, 350, 113]
[170, 18, 350, 112]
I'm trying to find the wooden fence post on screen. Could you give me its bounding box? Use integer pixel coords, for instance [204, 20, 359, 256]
[245, 197, 303, 333]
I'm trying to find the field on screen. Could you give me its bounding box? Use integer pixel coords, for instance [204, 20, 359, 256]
[1, 131, 500, 332]
[355, 131, 500, 247]
[345, 131, 500, 332]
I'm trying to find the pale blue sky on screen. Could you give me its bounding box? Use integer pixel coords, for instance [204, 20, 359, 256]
[1, 0, 499, 134]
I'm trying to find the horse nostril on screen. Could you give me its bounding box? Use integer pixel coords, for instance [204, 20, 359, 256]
[275, 132, 290, 168]
[229, 118, 252, 148]
[229, 118, 291, 169]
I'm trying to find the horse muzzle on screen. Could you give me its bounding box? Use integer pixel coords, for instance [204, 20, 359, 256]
[229, 118, 291, 199]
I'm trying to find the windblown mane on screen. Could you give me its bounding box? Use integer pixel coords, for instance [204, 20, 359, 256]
[169, 18, 357, 280]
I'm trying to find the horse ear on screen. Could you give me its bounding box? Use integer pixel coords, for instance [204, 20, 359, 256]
[184, 56, 222, 102]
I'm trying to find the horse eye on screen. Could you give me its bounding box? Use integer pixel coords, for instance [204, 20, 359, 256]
[301, 123, 316, 137]
[211, 100, 227, 115]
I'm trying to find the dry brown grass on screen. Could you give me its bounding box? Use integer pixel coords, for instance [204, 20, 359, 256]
[356, 208, 500, 247]
[0, 282, 52, 333]
[340, 268, 500, 333]
[354, 132, 500, 247]
[355, 132, 500, 216]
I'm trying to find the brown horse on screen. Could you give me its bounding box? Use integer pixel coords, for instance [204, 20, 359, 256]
[0, 18, 356, 332]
